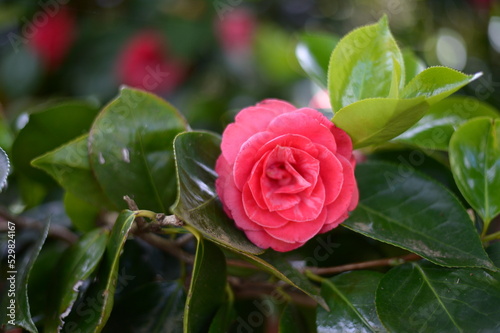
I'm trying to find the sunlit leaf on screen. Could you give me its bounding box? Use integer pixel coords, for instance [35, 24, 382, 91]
[328, 16, 404, 111]
[401, 67, 481, 105]
[449, 117, 500, 224]
[332, 97, 428, 148]
[394, 96, 499, 151]
[89, 87, 187, 212]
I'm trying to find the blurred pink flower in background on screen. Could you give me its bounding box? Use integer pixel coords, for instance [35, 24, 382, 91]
[30, 7, 76, 71]
[215, 8, 256, 55]
[309, 89, 330, 109]
[116, 31, 187, 94]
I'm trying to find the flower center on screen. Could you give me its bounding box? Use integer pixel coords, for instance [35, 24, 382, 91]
[266, 163, 292, 186]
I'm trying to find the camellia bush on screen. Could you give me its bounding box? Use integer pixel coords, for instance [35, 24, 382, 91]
[1, 16, 500, 332]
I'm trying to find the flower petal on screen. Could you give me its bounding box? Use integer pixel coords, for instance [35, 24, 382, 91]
[276, 177, 326, 222]
[223, 177, 261, 231]
[324, 155, 357, 223]
[245, 230, 304, 252]
[256, 99, 297, 113]
[242, 184, 289, 228]
[265, 208, 327, 243]
[315, 144, 344, 204]
[331, 125, 353, 160]
[268, 112, 337, 152]
[233, 131, 277, 190]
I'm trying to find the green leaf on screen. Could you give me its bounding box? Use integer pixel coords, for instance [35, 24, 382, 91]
[172, 131, 263, 255]
[344, 162, 494, 269]
[64, 191, 100, 232]
[279, 303, 309, 333]
[45, 229, 108, 332]
[63, 210, 136, 333]
[89, 87, 187, 212]
[240, 251, 328, 310]
[12, 101, 99, 185]
[317, 271, 385, 333]
[0, 147, 9, 191]
[255, 24, 301, 84]
[32, 134, 114, 208]
[104, 281, 185, 333]
[328, 16, 404, 112]
[296, 32, 339, 87]
[394, 96, 499, 151]
[2, 219, 50, 332]
[332, 97, 429, 148]
[376, 261, 500, 332]
[402, 48, 426, 85]
[184, 236, 227, 333]
[208, 302, 237, 333]
[449, 117, 500, 224]
[487, 242, 500, 268]
[401, 67, 481, 105]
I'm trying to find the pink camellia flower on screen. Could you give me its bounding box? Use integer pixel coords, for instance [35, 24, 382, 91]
[215, 99, 359, 252]
[215, 8, 256, 54]
[116, 31, 187, 94]
[30, 7, 75, 71]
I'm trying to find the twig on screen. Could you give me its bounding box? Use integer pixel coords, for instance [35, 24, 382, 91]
[305, 253, 421, 275]
[137, 232, 195, 264]
[0, 207, 77, 244]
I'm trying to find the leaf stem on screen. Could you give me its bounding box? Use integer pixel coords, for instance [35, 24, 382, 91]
[481, 218, 492, 238]
[483, 230, 500, 243]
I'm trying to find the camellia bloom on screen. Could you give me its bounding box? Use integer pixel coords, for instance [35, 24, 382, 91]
[216, 99, 359, 252]
[116, 31, 187, 94]
[30, 7, 75, 71]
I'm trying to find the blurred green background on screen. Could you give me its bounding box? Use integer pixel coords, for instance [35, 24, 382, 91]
[0, 0, 499, 140]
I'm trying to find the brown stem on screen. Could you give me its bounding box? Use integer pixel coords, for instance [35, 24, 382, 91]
[137, 232, 195, 264]
[0, 207, 77, 244]
[305, 253, 422, 275]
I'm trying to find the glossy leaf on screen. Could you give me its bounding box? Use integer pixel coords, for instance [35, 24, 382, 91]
[241, 251, 327, 310]
[208, 300, 237, 332]
[63, 210, 136, 333]
[184, 236, 227, 333]
[172, 131, 263, 255]
[328, 16, 404, 112]
[0, 146, 9, 191]
[450, 118, 500, 224]
[332, 97, 429, 148]
[45, 228, 108, 332]
[344, 162, 494, 269]
[296, 32, 339, 87]
[12, 101, 99, 185]
[104, 281, 185, 333]
[317, 271, 385, 333]
[89, 87, 187, 212]
[402, 48, 426, 85]
[64, 191, 100, 232]
[376, 261, 500, 332]
[2, 219, 50, 332]
[394, 96, 499, 151]
[401, 67, 481, 105]
[32, 134, 113, 208]
[279, 303, 309, 333]
[487, 242, 500, 268]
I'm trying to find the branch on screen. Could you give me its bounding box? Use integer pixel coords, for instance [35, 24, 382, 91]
[305, 253, 421, 275]
[0, 207, 78, 244]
